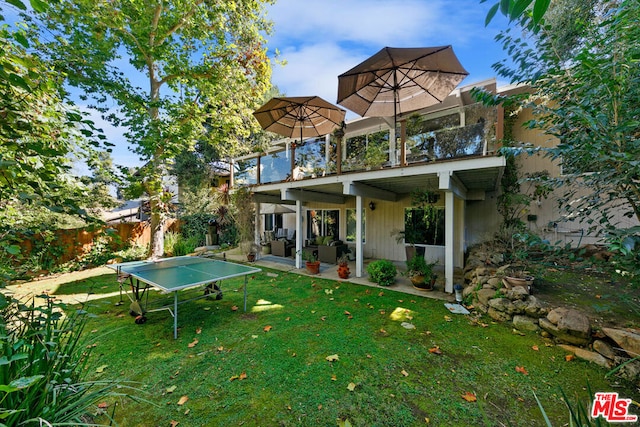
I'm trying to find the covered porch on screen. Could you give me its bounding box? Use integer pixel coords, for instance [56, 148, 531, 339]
[249, 155, 504, 294]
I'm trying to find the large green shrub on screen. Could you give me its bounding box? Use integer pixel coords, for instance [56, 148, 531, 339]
[179, 213, 216, 246]
[0, 294, 133, 425]
[366, 259, 397, 286]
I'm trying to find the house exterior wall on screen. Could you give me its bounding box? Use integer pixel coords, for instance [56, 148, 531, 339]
[264, 193, 466, 267]
[508, 107, 639, 247]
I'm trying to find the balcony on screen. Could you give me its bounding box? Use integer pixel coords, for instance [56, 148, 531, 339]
[233, 102, 499, 187]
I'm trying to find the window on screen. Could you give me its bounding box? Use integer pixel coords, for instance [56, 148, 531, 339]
[404, 207, 445, 246]
[345, 209, 365, 243]
[264, 213, 283, 231]
[307, 209, 339, 239]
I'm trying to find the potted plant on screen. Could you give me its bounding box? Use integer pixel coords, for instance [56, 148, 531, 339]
[366, 259, 397, 286]
[391, 228, 425, 261]
[337, 254, 350, 279]
[500, 266, 534, 292]
[261, 240, 271, 255]
[244, 242, 260, 262]
[404, 253, 436, 291]
[301, 250, 320, 274]
[231, 187, 256, 261]
[391, 189, 440, 260]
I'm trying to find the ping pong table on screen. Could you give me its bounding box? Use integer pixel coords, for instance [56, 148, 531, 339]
[108, 256, 261, 338]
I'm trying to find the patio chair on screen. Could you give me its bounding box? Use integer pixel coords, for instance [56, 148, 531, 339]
[271, 239, 293, 257]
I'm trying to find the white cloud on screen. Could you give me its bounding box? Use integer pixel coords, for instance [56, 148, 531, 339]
[272, 43, 350, 99]
[267, 0, 493, 48]
[266, 0, 508, 119]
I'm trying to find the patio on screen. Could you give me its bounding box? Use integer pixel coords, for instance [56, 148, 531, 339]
[221, 250, 458, 301]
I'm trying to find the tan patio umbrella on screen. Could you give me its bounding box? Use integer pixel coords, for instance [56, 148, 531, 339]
[253, 96, 346, 144]
[259, 203, 295, 214]
[337, 46, 468, 121]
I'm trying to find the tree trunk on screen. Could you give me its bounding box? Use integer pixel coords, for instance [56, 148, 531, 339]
[147, 70, 165, 259]
[150, 201, 164, 258]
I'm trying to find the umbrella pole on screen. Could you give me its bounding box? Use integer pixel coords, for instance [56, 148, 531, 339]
[290, 142, 296, 179]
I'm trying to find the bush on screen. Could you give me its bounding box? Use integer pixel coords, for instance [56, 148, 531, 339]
[179, 213, 216, 246]
[164, 231, 199, 257]
[366, 259, 397, 286]
[0, 294, 132, 425]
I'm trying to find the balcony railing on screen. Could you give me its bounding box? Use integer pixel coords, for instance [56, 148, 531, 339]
[233, 103, 498, 187]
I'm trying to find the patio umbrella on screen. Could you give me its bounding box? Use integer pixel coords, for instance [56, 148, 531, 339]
[253, 96, 346, 145]
[259, 203, 295, 214]
[337, 46, 469, 122]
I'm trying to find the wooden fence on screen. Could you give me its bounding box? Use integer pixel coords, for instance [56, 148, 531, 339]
[17, 220, 177, 264]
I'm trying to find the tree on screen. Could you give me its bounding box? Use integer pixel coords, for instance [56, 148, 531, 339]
[484, 0, 639, 227]
[172, 84, 284, 192]
[0, 13, 108, 214]
[479, 0, 640, 278]
[1, 0, 114, 279]
[31, 0, 274, 257]
[481, 0, 551, 27]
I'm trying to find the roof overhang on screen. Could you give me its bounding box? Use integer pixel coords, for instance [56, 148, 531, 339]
[250, 155, 505, 205]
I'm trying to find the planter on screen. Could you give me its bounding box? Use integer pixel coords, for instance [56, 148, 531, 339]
[247, 253, 256, 262]
[337, 264, 350, 279]
[405, 245, 426, 261]
[305, 261, 320, 275]
[410, 275, 434, 291]
[502, 275, 534, 293]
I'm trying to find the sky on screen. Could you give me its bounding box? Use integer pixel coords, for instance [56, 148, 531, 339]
[267, 0, 508, 120]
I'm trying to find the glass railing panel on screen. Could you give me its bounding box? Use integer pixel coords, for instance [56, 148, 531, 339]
[260, 149, 290, 184]
[405, 103, 497, 163]
[234, 158, 258, 186]
[343, 130, 390, 172]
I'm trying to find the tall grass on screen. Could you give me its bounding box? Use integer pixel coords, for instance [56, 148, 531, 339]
[164, 231, 200, 257]
[0, 294, 136, 425]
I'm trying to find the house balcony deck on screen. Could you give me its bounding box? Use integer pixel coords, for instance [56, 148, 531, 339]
[232, 92, 505, 200]
[235, 151, 505, 207]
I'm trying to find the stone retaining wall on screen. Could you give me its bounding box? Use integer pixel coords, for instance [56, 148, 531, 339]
[463, 248, 640, 385]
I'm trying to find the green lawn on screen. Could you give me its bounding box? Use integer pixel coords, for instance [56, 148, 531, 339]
[64, 267, 636, 426]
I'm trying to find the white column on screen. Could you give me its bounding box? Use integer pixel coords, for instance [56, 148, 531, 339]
[295, 200, 303, 269]
[444, 191, 454, 293]
[254, 203, 261, 254]
[356, 195, 363, 277]
[229, 159, 235, 188]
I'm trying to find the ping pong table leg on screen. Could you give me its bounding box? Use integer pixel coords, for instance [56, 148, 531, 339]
[174, 291, 178, 339]
[243, 275, 248, 312]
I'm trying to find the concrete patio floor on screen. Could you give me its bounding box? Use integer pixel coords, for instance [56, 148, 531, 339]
[220, 249, 457, 302]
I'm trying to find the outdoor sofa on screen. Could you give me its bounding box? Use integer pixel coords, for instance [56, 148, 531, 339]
[304, 236, 348, 264]
[271, 239, 294, 257]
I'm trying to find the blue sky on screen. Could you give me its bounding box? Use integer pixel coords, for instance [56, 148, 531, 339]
[267, 0, 508, 113]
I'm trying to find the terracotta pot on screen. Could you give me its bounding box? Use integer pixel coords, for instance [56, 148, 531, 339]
[410, 275, 425, 285]
[305, 261, 320, 274]
[337, 265, 350, 279]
